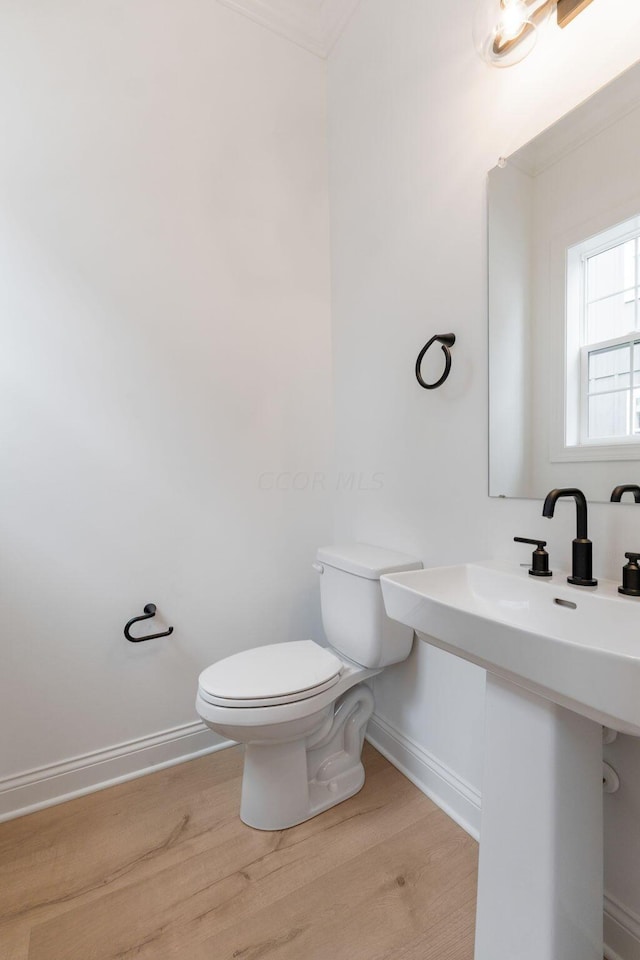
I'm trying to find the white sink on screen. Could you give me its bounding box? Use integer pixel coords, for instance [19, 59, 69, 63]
[381, 560, 638, 960]
[381, 560, 640, 736]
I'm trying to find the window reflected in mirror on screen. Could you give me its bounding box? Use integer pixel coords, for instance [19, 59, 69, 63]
[566, 216, 640, 446]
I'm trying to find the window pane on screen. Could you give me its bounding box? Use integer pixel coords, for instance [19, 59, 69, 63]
[586, 293, 635, 342]
[588, 392, 629, 439]
[587, 240, 636, 302]
[588, 344, 630, 394]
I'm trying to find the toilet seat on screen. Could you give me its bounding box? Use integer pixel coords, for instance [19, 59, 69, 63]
[198, 640, 343, 708]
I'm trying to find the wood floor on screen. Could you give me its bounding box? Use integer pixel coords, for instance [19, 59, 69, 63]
[0, 743, 478, 960]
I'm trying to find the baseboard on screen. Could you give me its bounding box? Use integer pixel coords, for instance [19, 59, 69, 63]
[605, 895, 640, 960]
[0, 722, 235, 823]
[366, 712, 481, 841]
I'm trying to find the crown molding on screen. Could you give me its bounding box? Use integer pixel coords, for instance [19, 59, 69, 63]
[320, 0, 362, 55]
[216, 0, 362, 58]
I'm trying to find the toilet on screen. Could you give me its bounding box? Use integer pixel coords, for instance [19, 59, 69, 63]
[195, 543, 422, 831]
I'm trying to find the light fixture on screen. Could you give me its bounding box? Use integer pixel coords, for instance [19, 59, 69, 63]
[473, 0, 596, 67]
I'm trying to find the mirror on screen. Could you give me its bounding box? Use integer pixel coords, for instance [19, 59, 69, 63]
[489, 60, 640, 502]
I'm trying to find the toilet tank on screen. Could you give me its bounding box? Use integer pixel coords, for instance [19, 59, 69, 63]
[315, 544, 423, 668]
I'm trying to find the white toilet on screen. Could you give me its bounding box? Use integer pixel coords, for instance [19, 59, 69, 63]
[195, 543, 422, 831]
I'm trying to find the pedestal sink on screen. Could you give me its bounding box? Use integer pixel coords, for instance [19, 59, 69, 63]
[380, 561, 640, 960]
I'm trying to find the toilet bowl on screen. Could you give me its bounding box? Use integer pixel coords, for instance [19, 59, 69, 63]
[196, 641, 380, 830]
[196, 543, 422, 831]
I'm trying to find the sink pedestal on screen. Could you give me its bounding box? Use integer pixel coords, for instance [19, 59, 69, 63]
[380, 561, 639, 959]
[475, 675, 603, 960]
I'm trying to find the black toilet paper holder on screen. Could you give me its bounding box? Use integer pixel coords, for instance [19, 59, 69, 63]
[124, 604, 174, 643]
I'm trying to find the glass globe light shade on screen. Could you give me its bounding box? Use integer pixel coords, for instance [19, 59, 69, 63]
[472, 0, 552, 68]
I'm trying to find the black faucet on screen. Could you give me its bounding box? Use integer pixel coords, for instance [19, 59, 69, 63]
[542, 488, 597, 587]
[611, 484, 640, 503]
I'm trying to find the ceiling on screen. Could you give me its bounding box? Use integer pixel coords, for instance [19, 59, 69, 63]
[216, 0, 362, 58]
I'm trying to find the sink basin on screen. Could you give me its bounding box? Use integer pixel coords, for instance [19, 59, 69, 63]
[381, 560, 640, 736]
[381, 559, 638, 960]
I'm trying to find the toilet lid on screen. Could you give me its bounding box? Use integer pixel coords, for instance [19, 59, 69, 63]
[198, 641, 343, 708]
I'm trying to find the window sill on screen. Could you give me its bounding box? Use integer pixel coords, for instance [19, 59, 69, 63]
[550, 441, 640, 463]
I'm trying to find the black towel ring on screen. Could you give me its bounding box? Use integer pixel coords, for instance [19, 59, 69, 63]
[415, 333, 456, 390]
[124, 604, 174, 643]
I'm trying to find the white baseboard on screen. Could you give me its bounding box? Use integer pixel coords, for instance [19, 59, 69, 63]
[367, 712, 640, 960]
[605, 895, 640, 960]
[0, 722, 235, 823]
[366, 712, 481, 841]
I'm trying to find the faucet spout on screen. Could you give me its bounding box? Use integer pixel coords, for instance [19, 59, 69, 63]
[611, 484, 640, 503]
[542, 488, 596, 587]
[542, 488, 588, 539]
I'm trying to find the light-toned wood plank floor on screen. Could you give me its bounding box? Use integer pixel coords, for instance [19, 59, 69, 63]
[0, 743, 478, 960]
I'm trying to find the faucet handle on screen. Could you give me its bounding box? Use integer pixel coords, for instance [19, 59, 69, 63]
[619, 553, 640, 597]
[514, 537, 552, 578]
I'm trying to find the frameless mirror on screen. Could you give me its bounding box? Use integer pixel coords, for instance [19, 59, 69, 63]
[489, 60, 640, 501]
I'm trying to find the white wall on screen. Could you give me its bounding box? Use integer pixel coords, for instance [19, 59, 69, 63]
[0, 0, 332, 795]
[328, 0, 640, 952]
